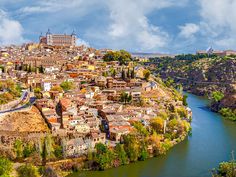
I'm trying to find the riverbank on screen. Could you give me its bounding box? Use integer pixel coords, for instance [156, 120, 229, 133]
[68, 93, 236, 177]
[57, 118, 190, 176]
[148, 56, 236, 122]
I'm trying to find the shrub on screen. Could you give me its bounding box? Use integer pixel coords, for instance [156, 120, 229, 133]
[219, 108, 236, 121]
[17, 164, 40, 177]
[0, 157, 12, 176]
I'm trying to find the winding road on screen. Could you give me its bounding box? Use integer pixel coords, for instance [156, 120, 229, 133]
[0, 91, 36, 114]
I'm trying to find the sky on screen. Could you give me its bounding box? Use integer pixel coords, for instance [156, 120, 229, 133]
[0, 0, 236, 54]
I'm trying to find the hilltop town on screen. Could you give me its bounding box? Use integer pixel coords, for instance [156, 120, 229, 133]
[0, 32, 191, 176]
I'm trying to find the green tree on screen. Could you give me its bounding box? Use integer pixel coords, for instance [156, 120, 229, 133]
[123, 134, 140, 162]
[115, 144, 129, 165]
[34, 87, 42, 99]
[23, 142, 35, 158]
[95, 143, 114, 170]
[54, 145, 63, 159]
[120, 92, 132, 104]
[119, 50, 132, 65]
[14, 139, 23, 158]
[150, 117, 164, 134]
[50, 86, 63, 93]
[183, 95, 188, 106]
[60, 81, 75, 91]
[0, 65, 5, 73]
[219, 108, 236, 121]
[213, 152, 236, 177]
[15, 63, 18, 70]
[165, 77, 174, 87]
[139, 143, 148, 161]
[143, 69, 151, 81]
[102, 71, 108, 77]
[109, 67, 116, 77]
[211, 91, 224, 102]
[132, 121, 149, 136]
[41, 135, 55, 165]
[95, 143, 108, 154]
[127, 68, 130, 78]
[131, 67, 135, 79]
[103, 50, 131, 65]
[17, 164, 40, 177]
[0, 157, 12, 176]
[39, 65, 44, 73]
[121, 69, 126, 80]
[28, 64, 32, 73]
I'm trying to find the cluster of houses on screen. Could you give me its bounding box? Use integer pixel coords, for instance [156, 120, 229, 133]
[0, 43, 188, 157]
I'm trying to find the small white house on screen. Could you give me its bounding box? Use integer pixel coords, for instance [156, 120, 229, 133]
[42, 82, 52, 91]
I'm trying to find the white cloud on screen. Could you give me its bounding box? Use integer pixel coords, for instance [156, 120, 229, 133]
[0, 10, 26, 45]
[76, 38, 90, 47]
[179, 23, 199, 38]
[197, 0, 236, 49]
[104, 0, 189, 51]
[18, 0, 98, 14]
[16, 0, 189, 52]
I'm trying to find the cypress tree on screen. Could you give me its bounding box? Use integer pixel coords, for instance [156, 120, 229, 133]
[127, 68, 130, 78]
[121, 69, 126, 80]
[28, 64, 32, 73]
[131, 67, 135, 79]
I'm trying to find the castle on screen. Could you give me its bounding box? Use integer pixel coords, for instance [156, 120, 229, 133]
[39, 29, 77, 47]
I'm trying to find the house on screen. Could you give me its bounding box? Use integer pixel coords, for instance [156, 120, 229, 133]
[89, 132, 106, 148]
[74, 123, 90, 134]
[41, 81, 52, 91]
[59, 98, 77, 114]
[110, 127, 130, 142]
[143, 81, 158, 92]
[64, 138, 87, 157]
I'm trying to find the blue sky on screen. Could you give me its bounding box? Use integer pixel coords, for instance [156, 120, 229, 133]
[0, 0, 235, 54]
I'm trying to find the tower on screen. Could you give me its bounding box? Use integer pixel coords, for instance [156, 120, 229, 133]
[71, 30, 77, 46]
[39, 32, 43, 42]
[46, 29, 53, 45]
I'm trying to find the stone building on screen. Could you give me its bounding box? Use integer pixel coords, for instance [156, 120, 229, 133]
[39, 29, 77, 47]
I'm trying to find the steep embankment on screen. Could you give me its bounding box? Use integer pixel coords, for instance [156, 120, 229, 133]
[0, 106, 49, 133]
[151, 56, 236, 120]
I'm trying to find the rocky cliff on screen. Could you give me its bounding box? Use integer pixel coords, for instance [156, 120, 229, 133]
[150, 56, 236, 119]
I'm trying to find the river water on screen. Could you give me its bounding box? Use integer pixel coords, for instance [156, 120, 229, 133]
[69, 93, 236, 177]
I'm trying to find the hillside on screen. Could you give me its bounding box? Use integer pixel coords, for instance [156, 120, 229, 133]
[0, 106, 49, 133]
[149, 55, 236, 120]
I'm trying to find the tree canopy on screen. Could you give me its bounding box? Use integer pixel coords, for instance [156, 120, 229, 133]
[60, 81, 75, 92]
[103, 50, 132, 65]
[143, 69, 151, 81]
[211, 91, 224, 102]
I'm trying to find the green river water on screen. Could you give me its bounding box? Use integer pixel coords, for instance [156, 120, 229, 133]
[68, 93, 236, 177]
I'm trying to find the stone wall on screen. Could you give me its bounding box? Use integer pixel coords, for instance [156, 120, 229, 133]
[0, 98, 21, 111]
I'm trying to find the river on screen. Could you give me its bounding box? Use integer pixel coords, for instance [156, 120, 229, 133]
[68, 93, 236, 177]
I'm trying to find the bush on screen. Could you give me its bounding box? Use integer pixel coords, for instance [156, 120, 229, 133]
[0, 157, 13, 176]
[150, 117, 164, 134]
[54, 145, 63, 159]
[176, 107, 188, 118]
[219, 108, 236, 121]
[211, 91, 224, 103]
[17, 164, 40, 177]
[60, 81, 75, 92]
[213, 161, 236, 177]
